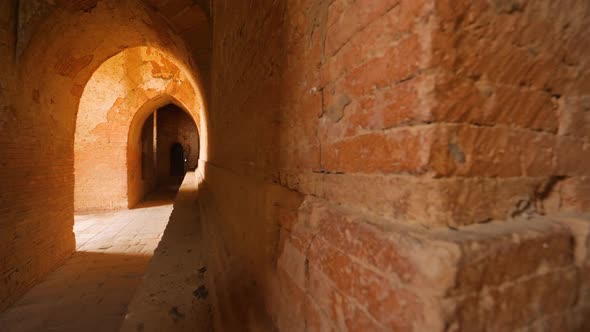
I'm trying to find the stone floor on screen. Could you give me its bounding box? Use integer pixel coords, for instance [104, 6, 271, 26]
[0, 193, 175, 332]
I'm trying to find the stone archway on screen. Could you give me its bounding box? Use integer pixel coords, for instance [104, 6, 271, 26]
[74, 46, 203, 212]
[127, 96, 200, 207]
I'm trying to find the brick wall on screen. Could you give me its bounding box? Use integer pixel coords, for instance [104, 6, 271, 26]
[200, 0, 590, 330]
[427, 0, 590, 225]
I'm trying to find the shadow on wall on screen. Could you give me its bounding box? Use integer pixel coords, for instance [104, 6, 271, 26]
[196, 1, 295, 330]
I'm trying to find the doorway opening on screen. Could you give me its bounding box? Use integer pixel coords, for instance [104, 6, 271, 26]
[170, 143, 185, 177]
[134, 103, 200, 198]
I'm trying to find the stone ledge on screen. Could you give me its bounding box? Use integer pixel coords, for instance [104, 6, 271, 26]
[431, 217, 574, 295]
[283, 198, 582, 331]
[121, 172, 211, 332]
[295, 199, 576, 295]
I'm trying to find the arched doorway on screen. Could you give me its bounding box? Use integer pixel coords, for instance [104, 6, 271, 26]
[130, 101, 200, 201]
[73, 47, 204, 211]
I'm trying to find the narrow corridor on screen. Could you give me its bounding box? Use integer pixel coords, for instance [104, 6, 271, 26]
[0, 196, 174, 332]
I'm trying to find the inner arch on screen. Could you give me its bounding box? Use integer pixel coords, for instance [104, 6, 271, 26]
[74, 46, 202, 212]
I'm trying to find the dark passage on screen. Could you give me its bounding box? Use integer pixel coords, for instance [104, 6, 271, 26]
[170, 143, 185, 177]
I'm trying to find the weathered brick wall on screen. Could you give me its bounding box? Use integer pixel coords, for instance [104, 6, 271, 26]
[155, 104, 199, 186]
[427, 0, 590, 225]
[201, 0, 590, 330]
[0, 0, 31, 313]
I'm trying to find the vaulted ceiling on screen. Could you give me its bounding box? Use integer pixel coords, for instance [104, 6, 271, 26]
[16, 0, 211, 75]
[142, 0, 211, 73]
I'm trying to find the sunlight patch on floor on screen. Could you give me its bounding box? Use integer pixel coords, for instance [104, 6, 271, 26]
[74, 204, 173, 255]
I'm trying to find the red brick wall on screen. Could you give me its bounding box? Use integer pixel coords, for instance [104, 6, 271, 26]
[200, 0, 590, 330]
[427, 0, 590, 225]
[0, 0, 52, 313]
